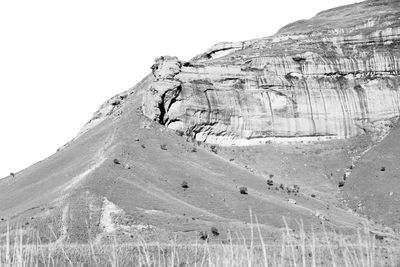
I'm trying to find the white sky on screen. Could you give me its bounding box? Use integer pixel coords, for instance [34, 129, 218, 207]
[0, 0, 357, 178]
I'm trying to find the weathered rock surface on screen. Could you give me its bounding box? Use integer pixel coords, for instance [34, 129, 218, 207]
[143, 0, 400, 145]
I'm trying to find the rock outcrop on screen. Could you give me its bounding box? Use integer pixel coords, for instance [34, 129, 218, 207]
[143, 0, 400, 145]
[142, 56, 183, 125]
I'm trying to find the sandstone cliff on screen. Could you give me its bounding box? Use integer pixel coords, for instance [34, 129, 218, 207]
[142, 0, 400, 145]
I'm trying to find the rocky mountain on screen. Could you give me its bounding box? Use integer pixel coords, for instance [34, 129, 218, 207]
[1, 0, 399, 243]
[142, 0, 400, 145]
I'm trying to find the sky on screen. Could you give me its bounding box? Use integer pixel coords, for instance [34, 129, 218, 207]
[0, 0, 357, 178]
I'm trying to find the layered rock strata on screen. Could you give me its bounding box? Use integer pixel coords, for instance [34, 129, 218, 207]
[143, 0, 400, 145]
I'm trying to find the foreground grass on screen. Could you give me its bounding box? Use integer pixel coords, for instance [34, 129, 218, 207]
[1, 222, 399, 267]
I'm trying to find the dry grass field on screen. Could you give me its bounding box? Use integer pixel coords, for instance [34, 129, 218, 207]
[1, 217, 399, 267]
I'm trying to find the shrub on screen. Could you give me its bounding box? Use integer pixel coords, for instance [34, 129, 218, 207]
[338, 181, 345, 187]
[211, 227, 219, 237]
[160, 144, 168, 150]
[267, 179, 274, 186]
[111, 99, 120, 106]
[10, 173, 15, 178]
[181, 181, 189, 189]
[239, 187, 248, 195]
[380, 166, 386, 171]
[113, 159, 121, 165]
[199, 231, 208, 240]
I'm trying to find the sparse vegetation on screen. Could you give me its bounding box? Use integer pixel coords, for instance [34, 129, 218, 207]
[293, 184, 300, 194]
[272, 183, 300, 195]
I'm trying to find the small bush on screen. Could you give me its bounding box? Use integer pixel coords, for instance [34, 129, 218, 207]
[160, 144, 168, 150]
[338, 181, 345, 187]
[111, 99, 120, 106]
[181, 181, 189, 189]
[191, 147, 197, 152]
[210, 145, 217, 154]
[239, 187, 248, 195]
[267, 179, 274, 186]
[211, 227, 219, 237]
[10, 173, 15, 178]
[380, 167, 386, 171]
[113, 159, 121, 165]
[199, 231, 208, 240]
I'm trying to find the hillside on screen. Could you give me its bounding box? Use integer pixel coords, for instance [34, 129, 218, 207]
[1, 0, 399, 243]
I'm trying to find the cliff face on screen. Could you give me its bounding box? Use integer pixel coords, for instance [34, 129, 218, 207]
[142, 0, 400, 145]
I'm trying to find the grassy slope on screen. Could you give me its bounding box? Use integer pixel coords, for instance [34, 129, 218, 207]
[344, 122, 400, 230]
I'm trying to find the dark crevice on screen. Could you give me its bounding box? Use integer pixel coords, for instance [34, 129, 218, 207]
[158, 84, 182, 125]
[206, 47, 237, 59]
[204, 91, 212, 123]
[158, 94, 167, 125]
